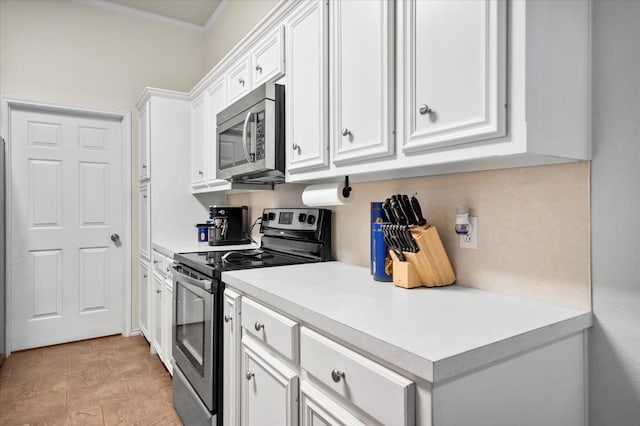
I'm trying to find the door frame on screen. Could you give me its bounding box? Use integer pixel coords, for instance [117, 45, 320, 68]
[0, 98, 132, 355]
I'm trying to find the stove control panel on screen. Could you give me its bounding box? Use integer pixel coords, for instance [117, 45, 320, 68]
[261, 208, 328, 232]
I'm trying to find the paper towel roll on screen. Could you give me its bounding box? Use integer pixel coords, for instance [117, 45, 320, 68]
[302, 182, 351, 207]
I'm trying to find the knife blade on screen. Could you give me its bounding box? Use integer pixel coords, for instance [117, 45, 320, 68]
[410, 195, 427, 226]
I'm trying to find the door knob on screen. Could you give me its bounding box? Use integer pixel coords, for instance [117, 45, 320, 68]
[110, 234, 120, 242]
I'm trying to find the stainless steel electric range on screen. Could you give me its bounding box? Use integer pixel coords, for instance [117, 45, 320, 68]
[171, 208, 332, 426]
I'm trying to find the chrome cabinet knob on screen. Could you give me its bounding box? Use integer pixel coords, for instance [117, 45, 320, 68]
[110, 233, 120, 242]
[342, 128, 352, 137]
[156, 289, 161, 294]
[246, 372, 254, 380]
[238, 78, 245, 86]
[142, 164, 147, 169]
[255, 65, 263, 73]
[198, 170, 203, 176]
[292, 143, 298, 150]
[419, 104, 433, 115]
[254, 322, 264, 331]
[143, 274, 148, 279]
[331, 369, 345, 383]
[224, 315, 232, 323]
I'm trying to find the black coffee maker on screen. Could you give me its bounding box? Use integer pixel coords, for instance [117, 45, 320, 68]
[201, 206, 251, 246]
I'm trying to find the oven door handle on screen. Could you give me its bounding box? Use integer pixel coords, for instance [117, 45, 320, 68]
[172, 265, 211, 292]
[241, 111, 254, 163]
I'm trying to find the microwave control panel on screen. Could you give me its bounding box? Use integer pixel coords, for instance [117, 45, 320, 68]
[255, 111, 265, 161]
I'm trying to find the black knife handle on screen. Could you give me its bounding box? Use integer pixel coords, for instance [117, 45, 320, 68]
[382, 200, 396, 225]
[410, 195, 427, 226]
[389, 198, 407, 225]
[400, 194, 417, 225]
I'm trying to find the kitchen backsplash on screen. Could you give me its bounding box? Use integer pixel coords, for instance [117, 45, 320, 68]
[228, 162, 590, 309]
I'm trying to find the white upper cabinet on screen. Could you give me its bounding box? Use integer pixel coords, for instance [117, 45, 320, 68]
[138, 101, 150, 181]
[190, 94, 207, 189]
[330, 0, 395, 165]
[252, 25, 286, 87]
[227, 57, 252, 105]
[285, 0, 329, 175]
[205, 76, 229, 187]
[401, 0, 507, 153]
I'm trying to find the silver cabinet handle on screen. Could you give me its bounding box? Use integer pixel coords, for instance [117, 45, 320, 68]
[246, 372, 254, 380]
[198, 170, 203, 176]
[255, 65, 262, 73]
[143, 195, 147, 199]
[111, 234, 120, 242]
[419, 104, 433, 115]
[292, 143, 298, 150]
[143, 274, 148, 278]
[142, 164, 147, 169]
[156, 289, 161, 294]
[238, 78, 245, 86]
[166, 267, 170, 272]
[254, 322, 264, 331]
[331, 369, 345, 383]
[342, 128, 352, 137]
[224, 315, 232, 323]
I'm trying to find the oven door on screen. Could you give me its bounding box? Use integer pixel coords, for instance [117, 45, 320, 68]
[216, 98, 274, 180]
[172, 265, 216, 412]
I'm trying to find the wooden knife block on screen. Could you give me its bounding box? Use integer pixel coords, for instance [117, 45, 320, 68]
[389, 225, 456, 289]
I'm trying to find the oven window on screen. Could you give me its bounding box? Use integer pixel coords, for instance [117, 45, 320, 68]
[175, 283, 206, 374]
[218, 118, 252, 170]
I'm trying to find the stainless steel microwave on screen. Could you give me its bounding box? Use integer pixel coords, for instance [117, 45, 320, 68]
[216, 82, 285, 184]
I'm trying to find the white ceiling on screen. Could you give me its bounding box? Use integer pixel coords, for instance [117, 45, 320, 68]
[102, 0, 223, 27]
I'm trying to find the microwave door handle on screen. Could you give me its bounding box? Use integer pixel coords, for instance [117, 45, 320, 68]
[241, 111, 253, 163]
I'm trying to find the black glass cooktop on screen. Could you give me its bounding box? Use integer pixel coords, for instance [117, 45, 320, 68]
[174, 249, 316, 279]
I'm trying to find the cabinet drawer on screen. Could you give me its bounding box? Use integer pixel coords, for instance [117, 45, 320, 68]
[241, 298, 299, 363]
[227, 57, 251, 104]
[300, 327, 415, 426]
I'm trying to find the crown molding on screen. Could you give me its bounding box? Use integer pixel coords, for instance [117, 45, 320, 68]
[73, 0, 208, 32]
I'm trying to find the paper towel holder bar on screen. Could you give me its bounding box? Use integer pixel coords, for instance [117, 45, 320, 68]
[343, 176, 352, 198]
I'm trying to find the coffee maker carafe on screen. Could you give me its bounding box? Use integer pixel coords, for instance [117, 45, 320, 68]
[206, 206, 250, 246]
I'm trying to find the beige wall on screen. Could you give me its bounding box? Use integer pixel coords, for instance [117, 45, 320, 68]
[229, 162, 591, 309]
[204, 0, 280, 70]
[0, 0, 210, 330]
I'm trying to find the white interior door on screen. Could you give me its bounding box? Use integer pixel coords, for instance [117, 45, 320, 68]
[9, 106, 125, 351]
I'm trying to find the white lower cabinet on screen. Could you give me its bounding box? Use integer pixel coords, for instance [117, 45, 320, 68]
[152, 273, 163, 357]
[162, 277, 173, 374]
[138, 259, 150, 341]
[300, 380, 368, 426]
[223, 289, 242, 426]
[241, 335, 299, 426]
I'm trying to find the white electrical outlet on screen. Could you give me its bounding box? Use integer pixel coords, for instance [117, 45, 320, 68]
[459, 216, 478, 249]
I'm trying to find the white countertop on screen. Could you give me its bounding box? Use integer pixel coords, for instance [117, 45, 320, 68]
[222, 261, 592, 383]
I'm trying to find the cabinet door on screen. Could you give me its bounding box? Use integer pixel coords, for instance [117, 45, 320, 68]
[206, 76, 229, 186]
[152, 273, 163, 357]
[227, 57, 252, 104]
[138, 182, 150, 260]
[241, 336, 299, 426]
[139, 260, 151, 341]
[285, 0, 329, 174]
[300, 381, 368, 426]
[401, 0, 507, 152]
[191, 94, 207, 189]
[138, 100, 150, 180]
[223, 290, 242, 426]
[163, 279, 173, 374]
[252, 25, 286, 87]
[331, 0, 395, 165]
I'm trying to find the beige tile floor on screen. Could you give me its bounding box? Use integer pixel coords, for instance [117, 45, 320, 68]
[0, 335, 181, 425]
